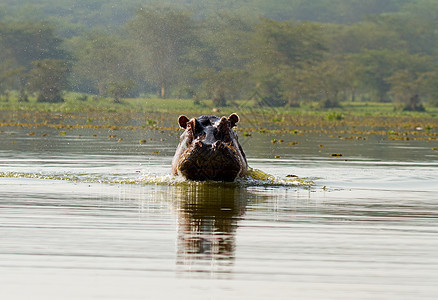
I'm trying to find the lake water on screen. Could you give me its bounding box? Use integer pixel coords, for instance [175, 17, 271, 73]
[1, 125, 437, 299]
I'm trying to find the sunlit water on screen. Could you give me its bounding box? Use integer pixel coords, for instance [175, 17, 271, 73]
[1, 126, 437, 299]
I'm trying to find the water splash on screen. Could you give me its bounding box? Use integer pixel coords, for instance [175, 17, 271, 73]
[242, 167, 314, 187]
[0, 169, 314, 188]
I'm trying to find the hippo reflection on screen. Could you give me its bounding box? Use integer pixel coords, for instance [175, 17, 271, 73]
[171, 114, 248, 182]
[173, 184, 249, 276]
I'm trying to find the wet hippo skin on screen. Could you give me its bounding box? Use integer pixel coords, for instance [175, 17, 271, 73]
[171, 113, 248, 181]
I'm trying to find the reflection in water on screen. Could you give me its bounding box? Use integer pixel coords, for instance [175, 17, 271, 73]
[171, 184, 249, 277]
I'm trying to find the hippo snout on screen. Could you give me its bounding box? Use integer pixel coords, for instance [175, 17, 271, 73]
[212, 140, 225, 150]
[192, 140, 221, 151]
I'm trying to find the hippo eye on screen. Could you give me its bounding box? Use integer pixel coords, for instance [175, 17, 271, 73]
[201, 119, 211, 126]
[193, 123, 205, 137]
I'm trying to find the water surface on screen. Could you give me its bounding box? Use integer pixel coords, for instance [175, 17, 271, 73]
[1, 127, 437, 299]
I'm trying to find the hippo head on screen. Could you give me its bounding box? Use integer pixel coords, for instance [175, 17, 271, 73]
[171, 113, 248, 182]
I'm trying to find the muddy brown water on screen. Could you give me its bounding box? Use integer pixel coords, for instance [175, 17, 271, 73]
[1, 126, 437, 299]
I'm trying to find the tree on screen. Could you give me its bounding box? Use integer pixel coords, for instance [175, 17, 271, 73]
[386, 68, 438, 111]
[196, 68, 248, 106]
[70, 33, 138, 97]
[194, 13, 254, 105]
[27, 59, 69, 102]
[252, 19, 326, 69]
[0, 59, 23, 100]
[352, 50, 432, 102]
[0, 22, 66, 68]
[370, 14, 437, 56]
[285, 59, 349, 107]
[107, 81, 137, 103]
[0, 22, 68, 100]
[127, 6, 197, 98]
[250, 19, 327, 106]
[350, 50, 400, 102]
[269, 0, 402, 23]
[326, 21, 405, 55]
[421, 71, 438, 106]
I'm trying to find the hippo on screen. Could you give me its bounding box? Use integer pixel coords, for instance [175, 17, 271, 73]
[171, 113, 248, 182]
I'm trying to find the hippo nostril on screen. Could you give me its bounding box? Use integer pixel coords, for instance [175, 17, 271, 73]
[213, 140, 224, 150]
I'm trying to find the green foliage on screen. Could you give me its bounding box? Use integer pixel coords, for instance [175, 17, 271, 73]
[0, 0, 409, 30]
[196, 68, 249, 106]
[107, 81, 137, 103]
[249, 20, 328, 107]
[254, 76, 286, 107]
[326, 112, 344, 121]
[1, 0, 438, 110]
[349, 50, 432, 102]
[126, 6, 197, 98]
[0, 21, 69, 101]
[251, 19, 326, 69]
[69, 32, 137, 96]
[0, 22, 67, 68]
[27, 59, 70, 102]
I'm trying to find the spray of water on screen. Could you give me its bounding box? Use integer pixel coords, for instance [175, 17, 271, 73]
[0, 168, 314, 188]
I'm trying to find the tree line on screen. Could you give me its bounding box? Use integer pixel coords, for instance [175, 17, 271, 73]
[0, 0, 411, 29]
[1, 3, 438, 110]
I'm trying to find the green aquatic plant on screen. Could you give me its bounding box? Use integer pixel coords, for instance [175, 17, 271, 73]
[330, 153, 343, 157]
[271, 116, 284, 123]
[326, 112, 344, 121]
[288, 141, 300, 146]
[246, 167, 314, 187]
[242, 131, 252, 137]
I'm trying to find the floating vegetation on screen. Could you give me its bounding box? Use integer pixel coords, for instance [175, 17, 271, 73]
[330, 153, 343, 157]
[271, 117, 284, 123]
[245, 168, 314, 187]
[288, 141, 300, 146]
[326, 112, 344, 121]
[139, 139, 147, 144]
[146, 119, 158, 126]
[0, 110, 437, 143]
[242, 131, 252, 137]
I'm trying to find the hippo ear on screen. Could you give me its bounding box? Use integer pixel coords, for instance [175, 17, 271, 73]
[228, 113, 239, 128]
[178, 115, 189, 129]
